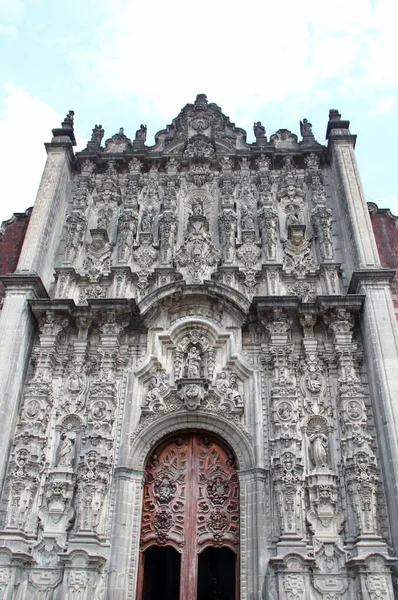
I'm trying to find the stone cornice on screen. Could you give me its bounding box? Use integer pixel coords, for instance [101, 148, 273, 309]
[348, 269, 396, 294]
[0, 273, 48, 298]
[253, 294, 365, 317]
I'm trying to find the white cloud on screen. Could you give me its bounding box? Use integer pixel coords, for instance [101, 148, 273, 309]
[0, 84, 83, 225]
[370, 95, 396, 115]
[0, 0, 25, 36]
[70, 0, 397, 120]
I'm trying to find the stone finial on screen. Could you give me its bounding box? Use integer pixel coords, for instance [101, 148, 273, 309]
[329, 109, 341, 121]
[195, 93, 208, 107]
[51, 110, 76, 145]
[326, 108, 351, 139]
[62, 110, 75, 129]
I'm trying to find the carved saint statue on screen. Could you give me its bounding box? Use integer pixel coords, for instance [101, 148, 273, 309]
[241, 206, 255, 230]
[135, 124, 147, 141]
[253, 121, 266, 138]
[286, 206, 300, 227]
[91, 124, 105, 144]
[300, 118, 313, 137]
[192, 196, 204, 216]
[140, 205, 155, 232]
[186, 346, 202, 378]
[310, 426, 329, 468]
[57, 428, 76, 467]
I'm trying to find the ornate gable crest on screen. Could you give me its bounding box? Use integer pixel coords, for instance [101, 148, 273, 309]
[150, 94, 249, 153]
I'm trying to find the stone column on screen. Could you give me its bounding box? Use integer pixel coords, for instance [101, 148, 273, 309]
[0, 277, 45, 490]
[350, 272, 398, 554]
[328, 113, 398, 556]
[239, 468, 267, 600]
[327, 113, 380, 271]
[16, 141, 74, 289]
[108, 467, 144, 600]
[0, 131, 74, 492]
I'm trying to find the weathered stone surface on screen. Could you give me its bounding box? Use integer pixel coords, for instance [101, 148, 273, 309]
[0, 99, 397, 598]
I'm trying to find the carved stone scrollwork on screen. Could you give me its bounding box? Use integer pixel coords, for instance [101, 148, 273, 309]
[64, 213, 87, 265]
[75, 451, 110, 535]
[258, 206, 278, 261]
[83, 229, 113, 282]
[158, 209, 178, 265]
[312, 206, 334, 261]
[176, 216, 219, 283]
[282, 226, 314, 279]
[218, 209, 237, 264]
[5, 449, 41, 532]
[273, 452, 305, 538]
[117, 211, 138, 263]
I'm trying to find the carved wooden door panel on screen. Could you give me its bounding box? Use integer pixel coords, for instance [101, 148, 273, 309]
[138, 433, 239, 600]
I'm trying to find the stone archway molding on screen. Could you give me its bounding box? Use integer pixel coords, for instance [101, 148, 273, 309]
[127, 409, 255, 472]
[110, 411, 262, 600]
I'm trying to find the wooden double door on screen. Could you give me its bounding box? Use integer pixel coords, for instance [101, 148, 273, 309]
[137, 432, 240, 600]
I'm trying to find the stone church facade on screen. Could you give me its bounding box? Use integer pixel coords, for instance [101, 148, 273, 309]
[1, 95, 398, 599]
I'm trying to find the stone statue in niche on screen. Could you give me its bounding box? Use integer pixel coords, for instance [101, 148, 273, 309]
[140, 205, 155, 233]
[241, 206, 255, 230]
[286, 205, 301, 227]
[185, 346, 202, 378]
[310, 425, 329, 468]
[56, 427, 76, 468]
[192, 196, 204, 216]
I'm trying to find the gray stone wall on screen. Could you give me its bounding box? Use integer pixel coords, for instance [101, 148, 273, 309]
[0, 98, 397, 599]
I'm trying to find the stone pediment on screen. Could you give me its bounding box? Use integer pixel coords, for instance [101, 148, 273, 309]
[149, 94, 250, 154]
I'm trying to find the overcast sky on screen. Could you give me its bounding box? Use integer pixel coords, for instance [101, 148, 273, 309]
[1, 0, 397, 225]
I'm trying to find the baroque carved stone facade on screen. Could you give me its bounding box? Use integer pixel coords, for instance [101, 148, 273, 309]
[0, 97, 398, 598]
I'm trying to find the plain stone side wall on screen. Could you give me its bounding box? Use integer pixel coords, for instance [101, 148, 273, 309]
[0, 141, 73, 490]
[16, 145, 74, 290]
[0, 209, 32, 306]
[369, 205, 398, 320]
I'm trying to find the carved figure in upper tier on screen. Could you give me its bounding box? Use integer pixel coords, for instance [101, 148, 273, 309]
[300, 118, 313, 137]
[135, 124, 147, 141]
[57, 428, 76, 467]
[286, 206, 301, 227]
[241, 206, 255, 230]
[140, 205, 155, 233]
[91, 124, 105, 144]
[310, 425, 329, 468]
[253, 121, 266, 138]
[186, 346, 202, 378]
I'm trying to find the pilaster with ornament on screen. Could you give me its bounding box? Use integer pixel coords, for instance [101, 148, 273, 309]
[264, 309, 307, 547]
[327, 306, 394, 596]
[92, 160, 122, 235]
[72, 159, 95, 211]
[299, 314, 349, 598]
[2, 309, 70, 539]
[72, 307, 130, 541]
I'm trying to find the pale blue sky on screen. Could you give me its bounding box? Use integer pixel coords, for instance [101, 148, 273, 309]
[1, 0, 397, 224]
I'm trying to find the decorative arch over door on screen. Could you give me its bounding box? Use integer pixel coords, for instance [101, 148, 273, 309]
[137, 432, 240, 600]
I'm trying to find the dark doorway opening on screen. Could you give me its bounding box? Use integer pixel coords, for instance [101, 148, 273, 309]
[142, 546, 180, 600]
[197, 547, 236, 600]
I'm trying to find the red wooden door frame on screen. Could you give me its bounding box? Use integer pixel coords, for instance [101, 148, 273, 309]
[137, 433, 239, 600]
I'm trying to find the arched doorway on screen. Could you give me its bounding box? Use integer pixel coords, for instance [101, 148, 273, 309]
[137, 432, 240, 600]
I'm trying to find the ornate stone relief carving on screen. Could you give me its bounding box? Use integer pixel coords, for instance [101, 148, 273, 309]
[175, 214, 219, 284]
[83, 229, 113, 282]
